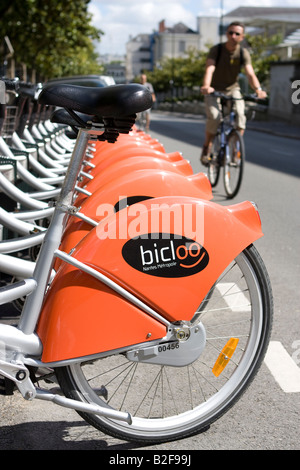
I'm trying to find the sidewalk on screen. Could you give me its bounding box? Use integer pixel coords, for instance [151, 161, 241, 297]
[154, 110, 300, 140]
[246, 119, 300, 140]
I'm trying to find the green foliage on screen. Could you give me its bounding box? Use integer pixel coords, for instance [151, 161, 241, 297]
[142, 48, 207, 94]
[244, 33, 282, 84]
[0, 0, 104, 80]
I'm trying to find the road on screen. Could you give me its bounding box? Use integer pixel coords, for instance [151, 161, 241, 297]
[0, 112, 299, 451]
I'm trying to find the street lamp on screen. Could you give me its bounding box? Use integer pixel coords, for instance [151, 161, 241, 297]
[219, 0, 224, 43]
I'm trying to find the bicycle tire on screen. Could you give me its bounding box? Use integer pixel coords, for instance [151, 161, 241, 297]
[55, 244, 273, 443]
[223, 129, 245, 198]
[207, 133, 221, 187]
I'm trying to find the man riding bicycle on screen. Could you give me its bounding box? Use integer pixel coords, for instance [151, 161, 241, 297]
[200, 21, 267, 166]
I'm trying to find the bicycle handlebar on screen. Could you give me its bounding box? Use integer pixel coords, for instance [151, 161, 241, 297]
[243, 93, 268, 103]
[209, 91, 267, 103]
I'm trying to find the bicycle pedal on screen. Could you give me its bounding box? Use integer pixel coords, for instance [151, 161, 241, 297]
[0, 376, 15, 396]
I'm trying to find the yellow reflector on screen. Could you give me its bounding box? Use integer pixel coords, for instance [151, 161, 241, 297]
[212, 338, 239, 377]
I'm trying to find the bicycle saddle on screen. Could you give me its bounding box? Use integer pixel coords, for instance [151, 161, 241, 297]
[38, 83, 153, 118]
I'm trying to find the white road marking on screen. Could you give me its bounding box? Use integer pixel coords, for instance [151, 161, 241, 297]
[264, 341, 300, 393]
[216, 282, 251, 312]
[213, 282, 300, 393]
[216, 283, 300, 393]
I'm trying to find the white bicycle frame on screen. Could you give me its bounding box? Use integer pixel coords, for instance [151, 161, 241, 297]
[0, 114, 97, 280]
[0, 124, 173, 423]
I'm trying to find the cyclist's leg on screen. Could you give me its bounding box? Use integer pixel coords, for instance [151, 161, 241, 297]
[136, 111, 147, 131]
[201, 95, 221, 166]
[145, 109, 151, 131]
[232, 88, 246, 134]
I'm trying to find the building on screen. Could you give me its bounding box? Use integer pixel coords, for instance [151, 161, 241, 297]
[98, 53, 126, 84]
[277, 29, 300, 60]
[126, 34, 153, 82]
[152, 20, 201, 64]
[223, 6, 300, 32]
[126, 20, 201, 82]
[103, 62, 126, 85]
[196, 16, 220, 50]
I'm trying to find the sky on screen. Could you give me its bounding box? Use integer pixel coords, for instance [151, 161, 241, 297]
[88, 0, 300, 56]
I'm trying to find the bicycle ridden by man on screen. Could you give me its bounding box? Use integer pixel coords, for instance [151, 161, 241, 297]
[200, 21, 267, 166]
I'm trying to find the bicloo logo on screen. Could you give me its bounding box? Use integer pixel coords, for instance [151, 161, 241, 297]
[96, 197, 205, 242]
[122, 235, 209, 278]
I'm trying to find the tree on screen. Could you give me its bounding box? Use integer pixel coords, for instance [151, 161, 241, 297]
[244, 32, 282, 86]
[0, 0, 104, 81]
[142, 48, 207, 98]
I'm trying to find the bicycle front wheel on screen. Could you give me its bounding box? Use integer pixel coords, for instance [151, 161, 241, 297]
[207, 133, 221, 187]
[56, 244, 273, 444]
[224, 129, 245, 198]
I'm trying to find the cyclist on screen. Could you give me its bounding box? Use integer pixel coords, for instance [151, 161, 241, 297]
[140, 74, 156, 131]
[200, 21, 267, 166]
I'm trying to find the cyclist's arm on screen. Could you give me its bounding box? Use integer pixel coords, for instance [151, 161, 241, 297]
[244, 63, 267, 99]
[201, 59, 216, 95]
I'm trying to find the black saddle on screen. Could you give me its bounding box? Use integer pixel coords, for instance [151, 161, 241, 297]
[39, 83, 152, 118]
[38, 83, 152, 142]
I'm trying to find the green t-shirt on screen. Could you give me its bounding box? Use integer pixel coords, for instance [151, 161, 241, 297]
[208, 43, 251, 91]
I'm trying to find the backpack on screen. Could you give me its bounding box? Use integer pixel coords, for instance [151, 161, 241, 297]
[215, 43, 245, 71]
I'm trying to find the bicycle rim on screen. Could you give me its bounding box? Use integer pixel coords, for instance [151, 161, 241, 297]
[56, 245, 273, 443]
[224, 130, 244, 198]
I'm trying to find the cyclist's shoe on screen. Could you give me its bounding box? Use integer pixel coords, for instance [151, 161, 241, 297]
[200, 145, 210, 166]
[233, 149, 241, 165]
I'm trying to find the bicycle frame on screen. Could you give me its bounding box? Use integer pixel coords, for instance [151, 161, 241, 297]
[216, 97, 236, 163]
[0, 127, 89, 316]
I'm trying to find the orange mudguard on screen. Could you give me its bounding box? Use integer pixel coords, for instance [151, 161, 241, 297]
[89, 148, 183, 172]
[38, 196, 263, 363]
[54, 170, 212, 267]
[78, 156, 193, 188]
[92, 139, 166, 161]
[74, 167, 211, 209]
[88, 156, 192, 178]
[94, 132, 160, 153]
